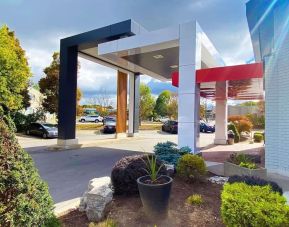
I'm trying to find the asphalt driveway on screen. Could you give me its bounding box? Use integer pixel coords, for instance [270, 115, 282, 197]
[27, 146, 140, 203]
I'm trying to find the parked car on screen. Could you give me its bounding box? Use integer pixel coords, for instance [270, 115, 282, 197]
[26, 122, 58, 138]
[103, 120, 116, 133]
[155, 116, 170, 123]
[162, 120, 178, 134]
[79, 115, 103, 123]
[103, 116, 116, 125]
[200, 122, 215, 133]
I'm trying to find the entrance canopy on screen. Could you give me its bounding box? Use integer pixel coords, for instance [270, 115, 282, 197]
[172, 62, 264, 100]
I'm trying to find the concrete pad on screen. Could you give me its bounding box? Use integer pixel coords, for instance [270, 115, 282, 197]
[206, 161, 224, 176]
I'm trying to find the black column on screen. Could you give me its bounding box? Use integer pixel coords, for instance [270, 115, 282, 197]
[133, 73, 140, 133]
[58, 44, 78, 140]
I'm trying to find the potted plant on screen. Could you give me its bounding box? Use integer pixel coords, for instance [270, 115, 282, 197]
[137, 155, 173, 218]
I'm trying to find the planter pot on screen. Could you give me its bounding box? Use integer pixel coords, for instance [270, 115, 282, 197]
[137, 175, 173, 218]
[224, 161, 267, 179]
[228, 138, 234, 145]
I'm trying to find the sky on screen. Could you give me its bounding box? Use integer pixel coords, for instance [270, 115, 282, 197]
[0, 0, 254, 105]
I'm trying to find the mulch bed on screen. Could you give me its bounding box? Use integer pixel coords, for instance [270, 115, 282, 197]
[59, 177, 224, 227]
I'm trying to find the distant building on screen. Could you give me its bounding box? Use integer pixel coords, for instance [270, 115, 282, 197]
[228, 105, 259, 116]
[23, 87, 56, 123]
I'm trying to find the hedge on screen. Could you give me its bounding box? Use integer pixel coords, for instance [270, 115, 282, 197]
[221, 183, 289, 227]
[0, 107, 59, 226]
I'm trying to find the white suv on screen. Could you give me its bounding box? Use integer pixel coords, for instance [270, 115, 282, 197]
[79, 115, 103, 123]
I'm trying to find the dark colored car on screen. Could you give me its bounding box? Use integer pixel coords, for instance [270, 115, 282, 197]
[200, 122, 215, 133]
[162, 120, 178, 134]
[103, 120, 116, 133]
[103, 116, 116, 125]
[26, 122, 58, 138]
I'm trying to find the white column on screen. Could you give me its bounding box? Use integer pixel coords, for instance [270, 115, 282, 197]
[178, 21, 201, 153]
[214, 81, 228, 145]
[128, 73, 135, 137]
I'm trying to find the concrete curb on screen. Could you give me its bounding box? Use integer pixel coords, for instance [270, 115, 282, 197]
[54, 197, 81, 217]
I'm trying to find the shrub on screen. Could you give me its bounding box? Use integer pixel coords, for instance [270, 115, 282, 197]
[254, 132, 263, 142]
[221, 183, 289, 227]
[239, 161, 257, 169]
[227, 123, 240, 143]
[238, 119, 253, 133]
[89, 219, 117, 227]
[228, 175, 283, 194]
[0, 114, 58, 226]
[228, 153, 252, 165]
[228, 115, 253, 134]
[228, 115, 249, 122]
[154, 141, 191, 165]
[247, 113, 265, 129]
[186, 194, 203, 205]
[111, 154, 167, 195]
[176, 154, 206, 182]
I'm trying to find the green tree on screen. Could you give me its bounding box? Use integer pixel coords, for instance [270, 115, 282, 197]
[139, 83, 155, 121]
[0, 25, 31, 110]
[0, 107, 59, 226]
[39, 52, 82, 116]
[39, 52, 59, 114]
[154, 90, 171, 117]
[167, 93, 178, 119]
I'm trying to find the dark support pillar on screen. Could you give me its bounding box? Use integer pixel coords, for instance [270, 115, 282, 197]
[58, 44, 78, 145]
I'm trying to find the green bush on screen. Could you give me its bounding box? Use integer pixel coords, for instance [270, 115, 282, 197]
[239, 161, 257, 169]
[228, 123, 240, 143]
[0, 114, 58, 226]
[247, 113, 265, 129]
[228, 153, 252, 165]
[176, 154, 206, 182]
[254, 132, 263, 143]
[154, 141, 191, 165]
[89, 219, 117, 227]
[221, 183, 289, 227]
[186, 194, 203, 205]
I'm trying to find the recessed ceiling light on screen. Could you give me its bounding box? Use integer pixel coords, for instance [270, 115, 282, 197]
[153, 55, 164, 59]
[170, 65, 178, 68]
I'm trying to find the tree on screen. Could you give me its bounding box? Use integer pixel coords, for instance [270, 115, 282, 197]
[76, 88, 83, 116]
[257, 100, 265, 114]
[87, 89, 113, 116]
[200, 104, 205, 119]
[167, 93, 178, 119]
[154, 90, 171, 117]
[139, 83, 155, 121]
[0, 108, 59, 226]
[0, 25, 31, 110]
[20, 86, 31, 109]
[39, 52, 59, 114]
[39, 52, 82, 116]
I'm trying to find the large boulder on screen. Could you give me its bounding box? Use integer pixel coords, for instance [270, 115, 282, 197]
[111, 154, 167, 195]
[79, 177, 113, 222]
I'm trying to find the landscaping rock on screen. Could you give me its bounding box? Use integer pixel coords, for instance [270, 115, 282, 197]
[208, 176, 228, 185]
[164, 164, 175, 177]
[79, 177, 113, 222]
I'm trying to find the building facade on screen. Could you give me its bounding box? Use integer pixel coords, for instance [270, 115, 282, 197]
[247, 0, 289, 175]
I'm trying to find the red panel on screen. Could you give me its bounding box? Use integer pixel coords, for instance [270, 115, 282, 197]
[171, 62, 263, 86]
[171, 62, 264, 100]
